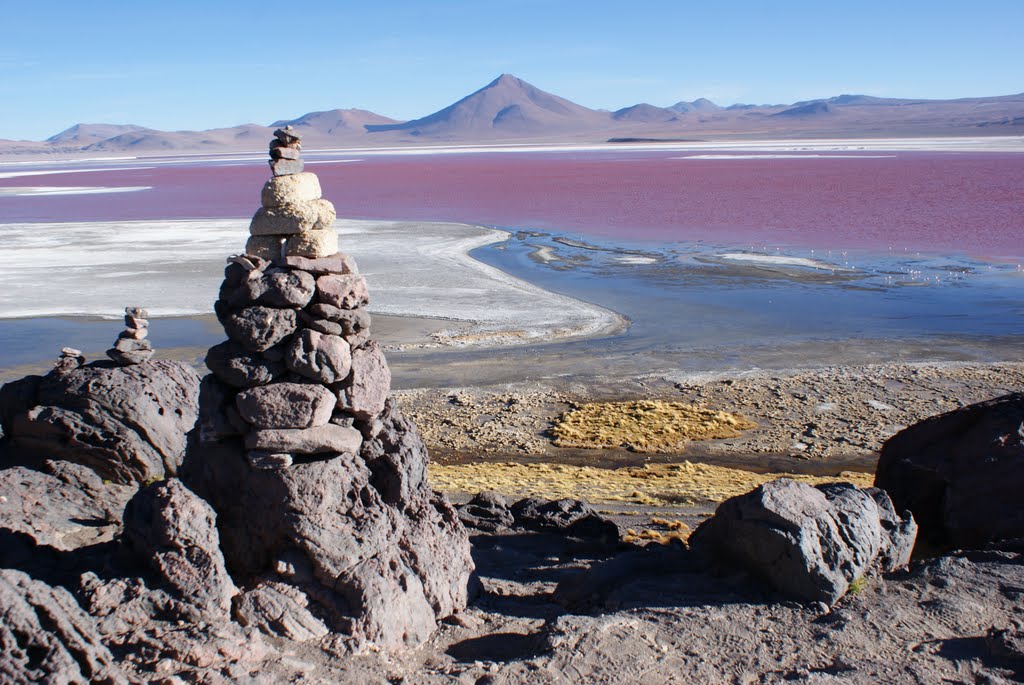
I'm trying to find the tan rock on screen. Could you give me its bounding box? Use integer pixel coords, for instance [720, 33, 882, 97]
[261, 172, 321, 208]
[245, 235, 285, 261]
[249, 199, 336, 236]
[286, 230, 338, 259]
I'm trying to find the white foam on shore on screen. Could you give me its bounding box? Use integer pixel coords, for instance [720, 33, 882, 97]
[0, 218, 623, 347]
[0, 166, 155, 179]
[715, 252, 856, 271]
[0, 186, 151, 196]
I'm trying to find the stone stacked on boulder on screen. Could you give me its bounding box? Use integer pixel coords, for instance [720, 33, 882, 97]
[245, 126, 339, 263]
[106, 307, 153, 366]
[183, 132, 474, 653]
[54, 347, 85, 375]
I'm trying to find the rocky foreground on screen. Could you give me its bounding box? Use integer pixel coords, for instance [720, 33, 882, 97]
[0, 127, 1021, 684]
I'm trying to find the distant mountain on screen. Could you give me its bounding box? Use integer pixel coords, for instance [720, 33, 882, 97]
[612, 103, 677, 122]
[668, 98, 721, 113]
[773, 101, 832, 117]
[47, 123, 156, 145]
[272, 109, 400, 137]
[5, 76, 1024, 157]
[365, 74, 610, 138]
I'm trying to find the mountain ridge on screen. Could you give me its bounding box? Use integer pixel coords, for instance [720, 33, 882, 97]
[7, 75, 1024, 154]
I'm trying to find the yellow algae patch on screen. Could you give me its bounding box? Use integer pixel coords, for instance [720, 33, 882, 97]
[428, 461, 873, 508]
[550, 400, 758, 452]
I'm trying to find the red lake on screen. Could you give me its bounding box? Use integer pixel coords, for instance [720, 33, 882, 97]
[2, 149, 1022, 258]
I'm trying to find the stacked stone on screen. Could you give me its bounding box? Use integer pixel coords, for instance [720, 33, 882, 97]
[107, 307, 153, 366]
[244, 126, 339, 265]
[54, 346, 85, 374]
[185, 133, 472, 652]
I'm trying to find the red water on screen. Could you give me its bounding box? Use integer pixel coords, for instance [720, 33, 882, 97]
[3, 151, 1022, 257]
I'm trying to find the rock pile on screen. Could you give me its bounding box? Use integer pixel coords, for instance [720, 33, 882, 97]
[182, 128, 474, 652]
[243, 126, 338, 264]
[107, 307, 153, 366]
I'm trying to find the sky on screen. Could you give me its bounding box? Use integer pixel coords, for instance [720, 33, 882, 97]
[3, 0, 1022, 140]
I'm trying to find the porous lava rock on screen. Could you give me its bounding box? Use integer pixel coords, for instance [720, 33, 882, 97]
[0, 569, 129, 685]
[875, 392, 1024, 550]
[0, 360, 200, 485]
[122, 479, 237, 622]
[689, 478, 916, 604]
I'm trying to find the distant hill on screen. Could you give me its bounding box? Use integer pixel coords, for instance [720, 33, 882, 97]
[4, 76, 1024, 156]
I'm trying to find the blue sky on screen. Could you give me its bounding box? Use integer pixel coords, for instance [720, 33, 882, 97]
[3, 0, 1021, 140]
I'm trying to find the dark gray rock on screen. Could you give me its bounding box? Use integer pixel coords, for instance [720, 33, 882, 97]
[0, 568, 129, 685]
[457, 491, 515, 532]
[113, 337, 151, 353]
[335, 340, 390, 420]
[273, 126, 301, 145]
[270, 158, 304, 176]
[1, 360, 200, 485]
[270, 145, 301, 161]
[123, 479, 237, 622]
[255, 269, 316, 308]
[235, 382, 335, 429]
[205, 339, 285, 389]
[285, 328, 352, 384]
[359, 399, 428, 506]
[0, 461, 135, 555]
[307, 304, 371, 347]
[511, 497, 598, 533]
[197, 374, 247, 443]
[223, 306, 297, 352]
[689, 478, 917, 604]
[875, 392, 1024, 550]
[105, 348, 154, 366]
[316, 273, 369, 310]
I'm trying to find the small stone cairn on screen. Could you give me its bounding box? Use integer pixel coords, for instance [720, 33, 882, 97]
[107, 307, 153, 366]
[183, 128, 474, 651]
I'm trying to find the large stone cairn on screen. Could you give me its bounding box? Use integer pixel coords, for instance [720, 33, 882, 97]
[183, 128, 474, 652]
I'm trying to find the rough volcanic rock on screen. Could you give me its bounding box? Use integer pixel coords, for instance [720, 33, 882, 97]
[306, 304, 371, 347]
[511, 497, 599, 532]
[337, 340, 391, 420]
[875, 392, 1024, 550]
[0, 360, 200, 485]
[235, 382, 335, 429]
[315, 273, 369, 310]
[0, 568, 129, 685]
[252, 269, 317, 309]
[223, 306, 298, 353]
[285, 328, 352, 384]
[457, 491, 515, 533]
[122, 479, 237, 622]
[205, 340, 285, 389]
[689, 478, 917, 604]
[0, 461, 135, 555]
[359, 398, 429, 505]
[232, 580, 329, 642]
[196, 374, 248, 443]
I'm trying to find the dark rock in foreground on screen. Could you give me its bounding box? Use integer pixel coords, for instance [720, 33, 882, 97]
[0, 568, 129, 685]
[875, 392, 1024, 551]
[689, 478, 916, 604]
[0, 360, 200, 485]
